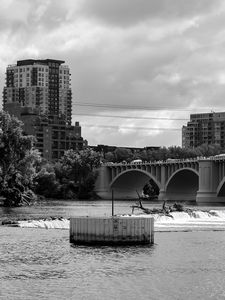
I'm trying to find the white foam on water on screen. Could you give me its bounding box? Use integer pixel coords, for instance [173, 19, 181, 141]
[15, 209, 225, 231]
[191, 211, 213, 219]
[120, 209, 225, 231]
[157, 210, 225, 231]
[169, 212, 192, 220]
[18, 219, 70, 229]
[209, 210, 225, 218]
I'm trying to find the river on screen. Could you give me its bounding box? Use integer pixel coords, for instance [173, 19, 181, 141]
[1, 200, 225, 300]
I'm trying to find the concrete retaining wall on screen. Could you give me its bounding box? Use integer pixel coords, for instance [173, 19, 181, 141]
[70, 217, 154, 245]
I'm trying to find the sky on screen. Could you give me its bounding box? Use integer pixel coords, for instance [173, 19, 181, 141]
[1, 0, 225, 148]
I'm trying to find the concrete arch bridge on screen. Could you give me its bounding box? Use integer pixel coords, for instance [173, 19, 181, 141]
[95, 157, 225, 203]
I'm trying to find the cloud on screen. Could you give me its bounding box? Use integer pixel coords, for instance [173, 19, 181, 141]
[80, 0, 222, 27]
[1, 0, 225, 147]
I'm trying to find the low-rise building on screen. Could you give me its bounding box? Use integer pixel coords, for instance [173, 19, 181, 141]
[4, 102, 87, 160]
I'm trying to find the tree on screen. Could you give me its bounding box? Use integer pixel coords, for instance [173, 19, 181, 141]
[58, 148, 102, 199]
[114, 148, 133, 162]
[142, 179, 159, 198]
[34, 162, 61, 198]
[104, 151, 115, 162]
[194, 144, 222, 157]
[0, 111, 40, 206]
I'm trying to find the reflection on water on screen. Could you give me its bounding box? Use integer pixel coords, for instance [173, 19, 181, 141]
[1, 199, 225, 220]
[0, 226, 157, 299]
[0, 200, 122, 222]
[69, 244, 156, 279]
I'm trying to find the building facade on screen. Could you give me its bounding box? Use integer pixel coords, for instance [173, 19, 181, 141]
[3, 59, 72, 125]
[182, 112, 225, 148]
[3, 59, 87, 160]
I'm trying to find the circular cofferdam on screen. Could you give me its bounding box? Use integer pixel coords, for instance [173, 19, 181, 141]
[166, 169, 199, 201]
[111, 170, 157, 199]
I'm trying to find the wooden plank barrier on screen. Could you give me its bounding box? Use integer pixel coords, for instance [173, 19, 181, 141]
[70, 217, 154, 245]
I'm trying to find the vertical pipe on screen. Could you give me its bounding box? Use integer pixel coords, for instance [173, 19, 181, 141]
[112, 189, 114, 216]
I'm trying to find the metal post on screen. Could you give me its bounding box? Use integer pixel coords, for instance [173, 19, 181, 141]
[112, 189, 114, 216]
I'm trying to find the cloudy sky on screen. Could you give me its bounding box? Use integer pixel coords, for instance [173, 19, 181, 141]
[1, 0, 225, 148]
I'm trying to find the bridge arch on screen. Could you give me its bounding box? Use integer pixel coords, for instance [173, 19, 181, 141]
[110, 169, 161, 199]
[217, 178, 225, 197]
[165, 168, 199, 201]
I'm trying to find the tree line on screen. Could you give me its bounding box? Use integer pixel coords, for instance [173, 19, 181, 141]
[0, 110, 224, 206]
[101, 144, 223, 163]
[0, 111, 101, 206]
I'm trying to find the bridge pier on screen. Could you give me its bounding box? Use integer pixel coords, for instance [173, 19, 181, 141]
[196, 159, 223, 203]
[95, 166, 112, 199]
[158, 166, 166, 201]
[158, 190, 166, 201]
[196, 191, 219, 203]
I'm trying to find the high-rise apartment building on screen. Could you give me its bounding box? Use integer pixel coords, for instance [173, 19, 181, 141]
[3, 59, 72, 125]
[182, 112, 225, 148]
[3, 59, 87, 160]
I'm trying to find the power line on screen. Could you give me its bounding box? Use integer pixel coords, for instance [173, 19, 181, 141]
[82, 124, 181, 131]
[74, 102, 187, 111]
[73, 101, 219, 112]
[73, 112, 188, 121]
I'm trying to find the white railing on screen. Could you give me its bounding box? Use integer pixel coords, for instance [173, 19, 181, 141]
[102, 155, 225, 167]
[103, 157, 201, 166]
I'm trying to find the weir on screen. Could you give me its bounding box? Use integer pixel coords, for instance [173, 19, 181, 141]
[14, 209, 225, 232]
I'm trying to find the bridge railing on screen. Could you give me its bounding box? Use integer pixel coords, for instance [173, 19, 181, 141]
[101, 155, 225, 167]
[102, 157, 202, 167]
[211, 155, 225, 161]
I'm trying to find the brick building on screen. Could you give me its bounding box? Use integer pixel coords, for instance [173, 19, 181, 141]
[3, 59, 87, 160]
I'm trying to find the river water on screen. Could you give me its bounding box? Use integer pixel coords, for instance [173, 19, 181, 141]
[1, 200, 225, 300]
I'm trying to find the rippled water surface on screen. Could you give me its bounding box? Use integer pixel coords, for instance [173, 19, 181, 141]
[1, 228, 225, 299]
[1, 201, 225, 299]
